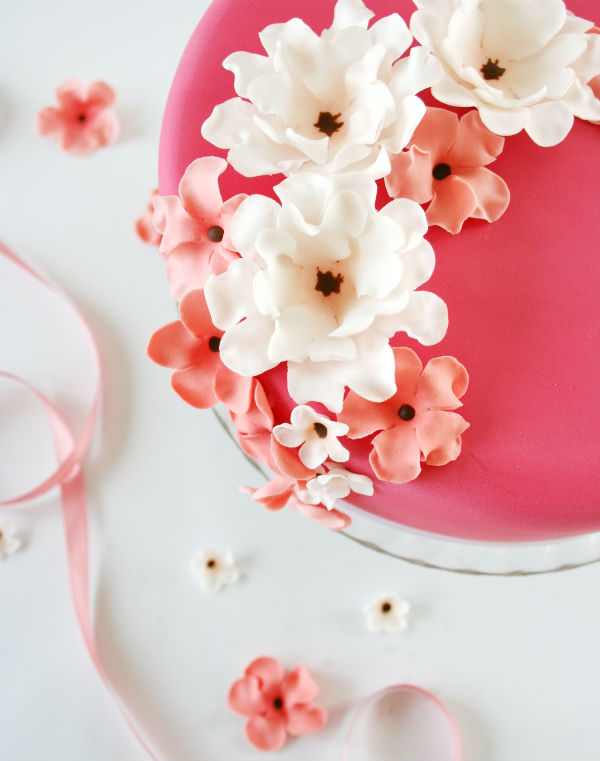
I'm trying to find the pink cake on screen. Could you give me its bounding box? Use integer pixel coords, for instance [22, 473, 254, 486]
[155, 0, 600, 542]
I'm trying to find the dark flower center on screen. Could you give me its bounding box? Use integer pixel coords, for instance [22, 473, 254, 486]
[77, 113, 87, 122]
[381, 602, 392, 613]
[206, 558, 216, 568]
[314, 111, 344, 137]
[207, 225, 224, 242]
[398, 404, 416, 421]
[208, 336, 221, 352]
[313, 422, 328, 439]
[432, 163, 451, 181]
[315, 268, 343, 297]
[273, 697, 284, 710]
[481, 58, 506, 80]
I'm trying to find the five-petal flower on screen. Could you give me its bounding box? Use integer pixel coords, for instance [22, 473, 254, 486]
[228, 657, 328, 751]
[364, 594, 411, 633]
[273, 405, 350, 469]
[191, 548, 240, 591]
[36, 79, 119, 155]
[386, 107, 510, 234]
[297, 464, 373, 510]
[339, 347, 469, 483]
[153, 157, 247, 300]
[0, 522, 23, 559]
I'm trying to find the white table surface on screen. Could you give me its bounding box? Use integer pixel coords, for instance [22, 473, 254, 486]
[2, 2, 600, 760]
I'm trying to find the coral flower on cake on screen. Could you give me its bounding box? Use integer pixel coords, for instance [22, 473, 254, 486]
[228, 657, 328, 751]
[135, 189, 163, 246]
[410, 0, 600, 146]
[273, 405, 350, 469]
[205, 172, 448, 413]
[386, 107, 510, 234]
[202, 0, 442, 178]
[339, 347, 469, 483]
[147, 289, 253, 414]
[36, 79, 119, 155]
[153, 157, 246, 300]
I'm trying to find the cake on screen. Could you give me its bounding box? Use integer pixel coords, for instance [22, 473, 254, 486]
[151, 0, 600, 542]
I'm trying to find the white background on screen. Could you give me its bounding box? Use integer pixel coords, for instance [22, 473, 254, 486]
[1, 1, 600, 760]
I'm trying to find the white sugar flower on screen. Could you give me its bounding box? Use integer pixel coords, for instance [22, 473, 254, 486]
[205, 172, 448, 413]
[410, 0, 600, 146]
[201, 0, 441, 179]
[191, 548, 240, 591]
[297, 464, 373, 510]
[364, 594, 411, 633]
[273, 405, 350, 469]
[0, 522, 22, 559]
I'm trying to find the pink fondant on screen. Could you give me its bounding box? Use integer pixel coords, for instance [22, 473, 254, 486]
[159, 0, 600, 541]
[386, 108, 510, 234]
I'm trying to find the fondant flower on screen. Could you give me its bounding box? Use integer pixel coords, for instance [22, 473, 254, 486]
[385, 107, 510, 234]
[36, 79, 119, 155]
[191, 548, 240, 591]
[0, 522, 22, 559]
[273, 405, 350, 469]
[297, 465, 373, 510]
[339, 347, 469, 483]
[241, 475, 352, 530]
[205, 172, 448, 413]
[410, 0, 600, 145]
[572, 26, 600, 123]
[364, 594, 410, 633]
[135, 189, 162, 246]
[228, 657, 328, 751]
[202, 0, 442, 178]
[153, 157, 247, 300]
[147, 289, 253, 414]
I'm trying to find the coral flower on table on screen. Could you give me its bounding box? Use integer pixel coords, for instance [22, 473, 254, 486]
[339, 347, 469, 483]
[228, 657, 327, 751]
[135, 189, 162, 246]
[36, 78, 119, 155]
[385, 107, 509, 234]
[147, 289, 252, 414]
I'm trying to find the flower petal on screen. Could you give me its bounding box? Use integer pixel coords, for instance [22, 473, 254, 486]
[228, 675, 266, 716]
[445, 109, 505, 167]
[385, 146, 434, 205]
[370, 426, 422, 484]
[179, 290, 217, 338]
[459, 166, 510, 224]
[296, 501, 352, 529]
[281, 666, 320, 705]
[178, 156, 226, 221]
[246, 715, 287, 751]
[418, 356, 469, 410]
[524, 99, 574, 147]
[147, 321, 206, 369]
[171, 363, 219, 408]
[246, 657, 285, 689]
[416, 409, 469, 466]
[286, 703, 328, 736]
[214, 364, 254, 414]
[426, 173, 478, 234]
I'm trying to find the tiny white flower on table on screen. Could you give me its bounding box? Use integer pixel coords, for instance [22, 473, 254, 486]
[273, 405, 350, 469]
[364, 594, 410, 633]
[191, 549, 240, 591]
[0, 522, 22, 559]
[297, 465, 373, 510]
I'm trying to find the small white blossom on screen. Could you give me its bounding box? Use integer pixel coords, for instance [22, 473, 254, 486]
[297, 464, 373, 510]
[411, 0, 600, 146]
[202, 0, 441, 178]
[273, 405, 350, 469]
[364, 594, 410, 633]
[191, 548, 240, 591]
[0, 522, 22, 559]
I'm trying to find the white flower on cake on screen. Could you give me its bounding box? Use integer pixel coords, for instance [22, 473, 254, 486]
[205, 172, 448, 413]
[191, 548, 240, 591]
[364, 594, 411, 634]
[201, 0, 442, 179]
[0, 522, 22, 559]
[410, 0, 600, 146]
[297, 465, 373, 510]
[273, 405, 350, 469]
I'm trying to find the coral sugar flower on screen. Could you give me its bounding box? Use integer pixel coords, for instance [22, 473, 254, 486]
[147, 289, 252, 414]
[228, 657, 327, 751]
[36, 78, 119, 155]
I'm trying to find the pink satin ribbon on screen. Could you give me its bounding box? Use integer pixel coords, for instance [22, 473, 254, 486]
[0, 241, 159, 760]
[1, 241, 462, 761]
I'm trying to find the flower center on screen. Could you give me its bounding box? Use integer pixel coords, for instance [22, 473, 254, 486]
[315, 268, 343, 297]
[481, 58, 506, 81]
[273, 697, 284, 710]
[208, 336, 221, 352]
[313, 422, 328, 439]
[206, 558, 216, 568]
[398, 404, 416, 421]
[432, 163, 451, 181]
[77, 113, 86, 122]
[314, 111, 344, 137]
[381, 601, 392, 614]
[207, 225, 224, 242]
